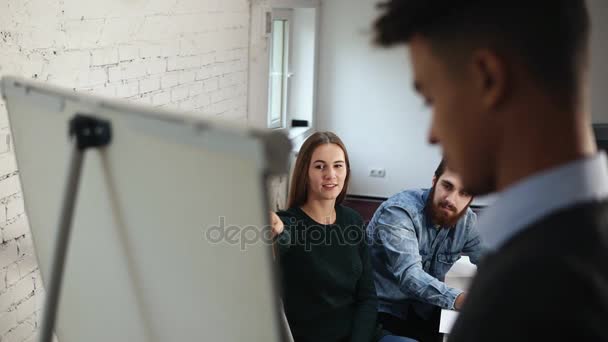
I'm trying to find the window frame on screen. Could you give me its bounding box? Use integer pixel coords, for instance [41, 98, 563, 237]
[267, 9, 294, 129]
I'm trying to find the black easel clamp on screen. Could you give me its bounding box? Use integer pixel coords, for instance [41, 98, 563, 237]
[69, 114, 112, 150]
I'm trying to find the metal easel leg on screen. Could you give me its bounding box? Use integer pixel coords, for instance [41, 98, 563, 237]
[38, 115, 112, 342]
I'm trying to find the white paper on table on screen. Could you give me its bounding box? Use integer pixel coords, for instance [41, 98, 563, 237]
[440, 256, 478, 335]
[439, 309, 460, 334]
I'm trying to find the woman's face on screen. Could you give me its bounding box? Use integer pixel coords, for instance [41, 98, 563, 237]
[307, 143, 347, 202]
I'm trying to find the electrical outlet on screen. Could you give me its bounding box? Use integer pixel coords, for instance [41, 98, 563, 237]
[369, 168, 386, 178]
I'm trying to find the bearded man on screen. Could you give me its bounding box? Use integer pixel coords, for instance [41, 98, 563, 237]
[366, 160, 485, 342]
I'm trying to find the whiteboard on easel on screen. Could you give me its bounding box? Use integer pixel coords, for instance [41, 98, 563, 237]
[1, 76, 290, 342]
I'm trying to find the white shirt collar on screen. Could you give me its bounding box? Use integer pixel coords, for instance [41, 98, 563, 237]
[478, 152, 608, 251]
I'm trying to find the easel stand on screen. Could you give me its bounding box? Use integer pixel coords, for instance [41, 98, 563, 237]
[38, 115, 112, 342]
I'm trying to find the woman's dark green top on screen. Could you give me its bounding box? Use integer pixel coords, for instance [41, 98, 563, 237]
[275, 205, 378, 342]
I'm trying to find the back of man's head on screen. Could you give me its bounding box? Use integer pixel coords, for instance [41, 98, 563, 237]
[374, 0, 590, 109]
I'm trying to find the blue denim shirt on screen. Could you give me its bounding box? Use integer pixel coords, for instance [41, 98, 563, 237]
[366, 188, 484, 320]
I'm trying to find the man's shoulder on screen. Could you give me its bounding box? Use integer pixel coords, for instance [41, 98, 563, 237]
[451, 250, 608, 340]
[459, 251, 608, 337]
[460, 207, 477, 228]
[545, 198, 608, 224]
[450, 201, 608, 341]
[367, 189, 427, 230]
[508, 199, 608, 251]
[382, 188, 427, 213]
[477, 200, 608, 283]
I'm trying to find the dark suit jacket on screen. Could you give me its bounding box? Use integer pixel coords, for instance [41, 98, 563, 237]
[449, 200, 608, 341]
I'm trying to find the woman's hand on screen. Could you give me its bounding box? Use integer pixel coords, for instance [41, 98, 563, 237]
[270, 212, 284, 238]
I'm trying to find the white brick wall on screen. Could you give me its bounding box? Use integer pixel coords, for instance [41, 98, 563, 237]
[0, 0, 251, 340]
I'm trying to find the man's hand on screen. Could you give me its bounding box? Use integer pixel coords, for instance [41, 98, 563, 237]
[270, 212, 284, 238]
[454, 292, 467, 310]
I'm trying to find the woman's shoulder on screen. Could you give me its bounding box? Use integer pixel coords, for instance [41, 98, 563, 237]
[276, 207, 302, 223]
[336, 204, 364, 225]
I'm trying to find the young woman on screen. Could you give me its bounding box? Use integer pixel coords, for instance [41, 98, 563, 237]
[270, 132, 415, 342]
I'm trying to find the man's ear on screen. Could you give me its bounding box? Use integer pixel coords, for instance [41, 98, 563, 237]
[471, 49, 508, 110]
[432, 176, 437, 187]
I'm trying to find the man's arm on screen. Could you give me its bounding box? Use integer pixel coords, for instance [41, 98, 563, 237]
[374, 205, 463, 310]
[461, 214, 485, 265]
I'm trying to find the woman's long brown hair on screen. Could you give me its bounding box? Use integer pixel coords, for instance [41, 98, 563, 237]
[287, 132, 351, 209]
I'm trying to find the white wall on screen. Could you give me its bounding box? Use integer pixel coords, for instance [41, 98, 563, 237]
[288, 8, 316, 125]
[318, 0, 608, 199]
[589, 0, 608, 123]
[0, 1, 250, 340]
[317, 0, 441, 198]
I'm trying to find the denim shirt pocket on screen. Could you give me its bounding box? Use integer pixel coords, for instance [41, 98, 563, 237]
[435, 252, 461, 279]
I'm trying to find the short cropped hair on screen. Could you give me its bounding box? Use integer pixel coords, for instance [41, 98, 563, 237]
[374, 0, 590, 106]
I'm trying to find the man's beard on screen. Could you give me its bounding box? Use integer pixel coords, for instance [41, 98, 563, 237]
[425, 185, 470, 228]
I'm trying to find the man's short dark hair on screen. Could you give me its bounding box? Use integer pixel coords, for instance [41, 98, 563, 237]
[434, 159, 446, 179]
[374, 0, 590, 106]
